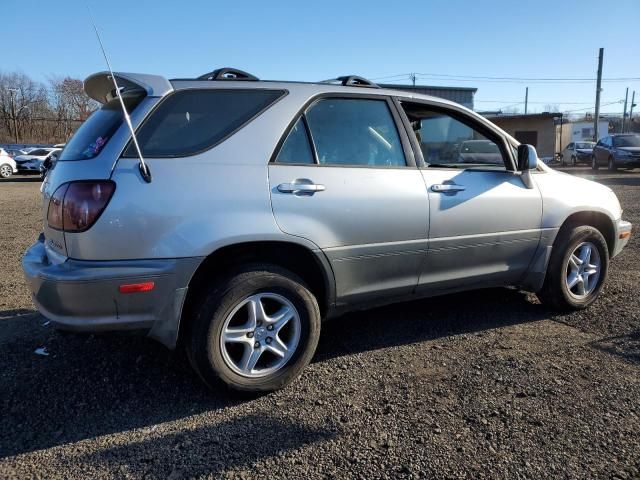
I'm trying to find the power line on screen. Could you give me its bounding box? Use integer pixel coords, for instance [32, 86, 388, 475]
[371, 72, 640, 84]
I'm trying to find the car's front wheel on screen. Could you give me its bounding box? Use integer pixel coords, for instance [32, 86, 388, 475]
[571, 155, 577, 166]
[591, 155, 599, 170]
[608, 156, 617, 171]
[186, 264, 321, 393]
[538, 225, 609, 310]
[0, 164, 13, 178]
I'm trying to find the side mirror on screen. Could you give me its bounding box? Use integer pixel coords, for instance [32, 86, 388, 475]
[517, 144, 538, 170]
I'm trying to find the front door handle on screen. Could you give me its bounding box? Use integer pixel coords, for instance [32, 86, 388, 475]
[431, 183, 466, 193]
[277, 179, 326, 195]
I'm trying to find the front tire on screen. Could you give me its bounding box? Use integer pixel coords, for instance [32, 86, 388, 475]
[0, 164, 13, 178]
[537, 225, 609, 311]
[571, 155, 577, 167]
[186, 264, 321, 393]
[591, 155, 599, 170]
[608, 156, 617, 171]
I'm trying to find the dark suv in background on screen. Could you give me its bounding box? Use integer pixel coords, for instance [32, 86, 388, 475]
[592, 134, 640, 170]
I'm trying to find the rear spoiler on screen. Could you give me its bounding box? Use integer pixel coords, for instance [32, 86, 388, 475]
[84, 71, 173, 104]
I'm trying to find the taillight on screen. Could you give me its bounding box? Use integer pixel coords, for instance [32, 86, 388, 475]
[47, 181, 115, 232]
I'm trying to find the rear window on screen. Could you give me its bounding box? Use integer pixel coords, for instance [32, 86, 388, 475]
[59, 102, 124, 161]
[123, 89, 285, 158]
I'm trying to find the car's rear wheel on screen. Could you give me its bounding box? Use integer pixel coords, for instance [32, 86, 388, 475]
[0, 164, 13, 178]
[186, 263, 321, 393]
[591, 155, 599, 170]
[537, 225, 609, 310]
[608, 156, 617, 171]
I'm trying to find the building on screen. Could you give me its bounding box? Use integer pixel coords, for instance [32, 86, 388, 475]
[379, 84, 477, 110]
[485, 113, 611, 160]
[566, 121, 610, 143]
[485, 113, 561, 159]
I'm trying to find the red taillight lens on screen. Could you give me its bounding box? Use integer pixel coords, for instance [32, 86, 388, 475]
[47, 181, 115, 232]
[46, 183, 68, 230]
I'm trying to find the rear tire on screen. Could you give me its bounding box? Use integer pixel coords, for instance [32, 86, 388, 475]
[186, 263, 321, 393]
[591, 155, 599, 170]
[0, 164, 13, 178]
[537, 225, 609, 311]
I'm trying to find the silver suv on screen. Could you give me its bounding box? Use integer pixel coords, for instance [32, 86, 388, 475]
[23, 68, 632, 392]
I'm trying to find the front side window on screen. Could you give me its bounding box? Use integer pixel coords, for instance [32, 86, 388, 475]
[125, 89, 285, 158]
[304, 98, 406, 167]
[401, 103, 506, 169]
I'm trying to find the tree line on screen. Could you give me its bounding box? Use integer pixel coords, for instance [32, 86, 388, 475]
[0, 71, 98, 145]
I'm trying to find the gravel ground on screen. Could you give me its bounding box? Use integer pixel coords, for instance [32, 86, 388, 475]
[0, 168, 639, 479]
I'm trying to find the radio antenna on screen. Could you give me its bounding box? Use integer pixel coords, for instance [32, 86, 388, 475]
[86, 3, 151, 183]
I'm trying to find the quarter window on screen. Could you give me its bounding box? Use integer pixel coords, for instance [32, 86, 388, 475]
[124, 89, 285, 157]
[275, 118, 314, 164]
[304, 98, 406, 167]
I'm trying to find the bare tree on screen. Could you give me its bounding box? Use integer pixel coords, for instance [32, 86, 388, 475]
[0, 71, 97, 145]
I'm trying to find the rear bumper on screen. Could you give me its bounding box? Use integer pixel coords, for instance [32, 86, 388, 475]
[612, 219, 632, 258]
[22, 237, 202, 348]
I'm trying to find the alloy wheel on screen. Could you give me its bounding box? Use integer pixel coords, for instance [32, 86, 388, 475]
[219, 293, 301, 378]
[565, 242, 601, 299]
[0, 165, 12, 178]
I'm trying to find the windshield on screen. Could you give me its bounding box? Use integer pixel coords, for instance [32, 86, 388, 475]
[614, 135, 640, 148]
[576, 142, 594, 149]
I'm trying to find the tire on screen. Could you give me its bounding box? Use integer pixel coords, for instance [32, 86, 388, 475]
[537, 225, 609, 311]
[560, 155, 565, 166]
[591, 155, 599, 170]
[0, 164, 13, 178]
[571, 155, 577, 167]
[608, 156, 617, 171]
[186, 263, 321, 393]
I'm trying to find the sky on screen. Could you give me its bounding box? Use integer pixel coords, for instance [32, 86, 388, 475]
[4, 0, 639, 115]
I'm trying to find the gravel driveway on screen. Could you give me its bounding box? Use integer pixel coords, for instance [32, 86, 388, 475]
[1, 169, 638, 479]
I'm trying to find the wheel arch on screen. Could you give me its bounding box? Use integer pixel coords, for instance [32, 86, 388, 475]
[179, 240, 335, 344]
[558, 211, 616, 257]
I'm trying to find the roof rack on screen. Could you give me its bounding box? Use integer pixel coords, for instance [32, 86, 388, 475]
[197, 68, 259, 81]
[322, 75, 380, 89]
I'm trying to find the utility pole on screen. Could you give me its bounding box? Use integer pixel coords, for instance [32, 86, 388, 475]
[594, 48, 604, 141]
[410, 73, 416, 87]
[622, 87, 629, 133]
[524, 87, 529, 114]
[630, 91, 636, 127]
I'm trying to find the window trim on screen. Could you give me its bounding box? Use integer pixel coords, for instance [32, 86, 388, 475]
[269, 92, 417, 169]
[120, 87, 288, 159]
[393, 97, 518, 172]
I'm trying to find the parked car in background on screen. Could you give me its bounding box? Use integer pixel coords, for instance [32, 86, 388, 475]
[39, 149, 62, 179]
[458, 139, 503, 164]
[14, 148, 56, 175]
[561, 141, 595, 166]
[592, 134, 640, 170]
[0, 148, 18, 178]
[23, 69, 632, 393]
[6, 148, 28, 158]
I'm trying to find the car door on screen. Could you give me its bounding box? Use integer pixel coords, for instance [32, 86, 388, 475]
[396, 100, 543, 293]
[269, 96, 430, 304]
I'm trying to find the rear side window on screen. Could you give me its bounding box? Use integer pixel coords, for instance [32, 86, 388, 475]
[305, 98, 406, 167]
[124, 89, 285, 157]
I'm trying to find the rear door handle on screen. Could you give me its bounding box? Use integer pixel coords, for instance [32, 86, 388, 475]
[431, 183, 466, 193]
[277, 179, 326, 195]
